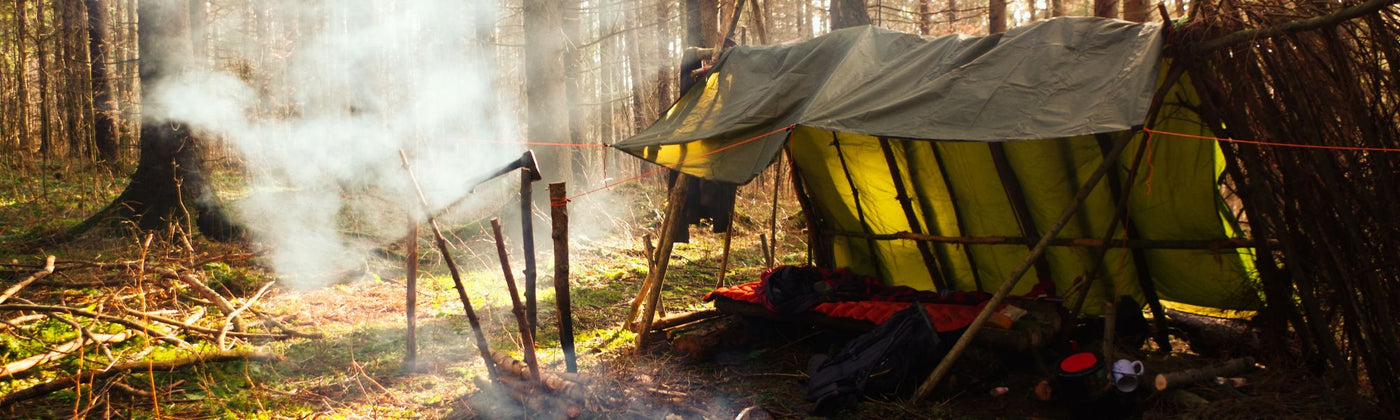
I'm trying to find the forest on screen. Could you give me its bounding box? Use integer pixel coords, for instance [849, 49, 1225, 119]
[2, 0, 1399, 418]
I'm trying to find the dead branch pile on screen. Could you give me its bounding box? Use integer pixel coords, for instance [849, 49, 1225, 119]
[1176, 0, 1400, 407]
[0, 248, 316, 409]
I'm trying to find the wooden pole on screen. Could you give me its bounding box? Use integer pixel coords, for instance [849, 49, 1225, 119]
[550, 182, 578, 373]
[399, 151, 498, 381]
[879, 137, 947, 290]
[521, 169, 539, 338]
[717, 206, 735, 288]
[912, 133, 1135, 401]
[405, 218, 419, 366]
[635, 174, 691, 351]
[491, 218, 541, 381]
[767, 154, 783, 268]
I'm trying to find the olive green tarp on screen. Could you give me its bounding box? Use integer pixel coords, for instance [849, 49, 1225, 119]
[614, 17, 1260, 315]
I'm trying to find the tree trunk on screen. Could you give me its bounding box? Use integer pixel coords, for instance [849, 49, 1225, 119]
[1122, 0, 1147, 22]
[524, 0, 573, 181]
[830, 0, 870, 30]
[37, 0, 51, 159]
[16, 0, 31, 154]
[1093, 0, 1118, 19]
[988, 0, 1006, 34]
[69, 0, 237, 241]
[88, 0, 119, 164]
[1051, 0, 1064, 17]
[918, 0, 931, 34]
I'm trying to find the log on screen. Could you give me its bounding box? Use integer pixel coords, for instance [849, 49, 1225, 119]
[491, 218, 541, 381]
[648, 308, 722, 332]
[1154, 357, 1257, 391]
[473, 375, 583, 419]
[0, 350, 281, 408]
[550, 183, 577, 373]
[0, 256, 55, 305]
[668, 314, 747, 362]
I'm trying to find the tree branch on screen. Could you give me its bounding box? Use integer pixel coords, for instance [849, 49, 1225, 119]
[1191, 0, 1398, 54]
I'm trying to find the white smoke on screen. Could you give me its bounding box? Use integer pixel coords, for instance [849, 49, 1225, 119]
[149, 0, 520, 286]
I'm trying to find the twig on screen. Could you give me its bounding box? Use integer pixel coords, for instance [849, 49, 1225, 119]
[157, 269, 242, 332]
[217, 280, 276, 350]
[0, 304, 187, 347]
[0, 256, 55, 305]
[1191, 0, 1397, 54]
[0, 350, 283, 408]
[0, 331, 135, 379]
[116, 307, 309, 340]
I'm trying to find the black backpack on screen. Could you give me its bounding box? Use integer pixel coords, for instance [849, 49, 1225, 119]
[804, 302, 942, 414]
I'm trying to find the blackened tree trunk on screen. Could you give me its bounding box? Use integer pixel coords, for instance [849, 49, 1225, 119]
[87, 0, 119, 164]
[69, 0, 237, 240]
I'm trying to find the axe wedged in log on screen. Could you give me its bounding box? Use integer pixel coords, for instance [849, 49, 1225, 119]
[432, 151, 542, 217]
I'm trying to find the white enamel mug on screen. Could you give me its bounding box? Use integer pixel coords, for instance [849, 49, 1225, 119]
[1112, 359, 1146, 392]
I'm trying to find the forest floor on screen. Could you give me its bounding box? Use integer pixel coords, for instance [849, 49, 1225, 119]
[0, 163, 1386, 419]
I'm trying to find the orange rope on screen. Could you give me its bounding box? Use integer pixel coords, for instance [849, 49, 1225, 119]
[459, 139, 610, 148]
[553, 124, 797, 206]
[1143, 127, 1400, 153]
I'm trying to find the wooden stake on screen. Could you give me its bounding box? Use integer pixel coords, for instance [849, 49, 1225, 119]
[405, 218, 419, 365]
[635, 174, 691, 351]
[767, 154, 783, 268]
[399, 150, 498, 381]
[912, 132, 1135, 401]
[717, 207, 735, 288]
[521, 170, 539, 338]
[550, 183, 577, 373]
[492, 218, 541, 381]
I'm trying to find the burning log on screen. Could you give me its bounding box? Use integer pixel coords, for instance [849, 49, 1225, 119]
[473, 375, 583, 419]
[490, 352, 589, 402]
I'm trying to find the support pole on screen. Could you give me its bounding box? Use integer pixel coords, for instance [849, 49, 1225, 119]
[399, 151, 498, 381]
[767, 154, 783, 268]
[491, 218, 541, 381]
[521, 169, 539, 338]
[405, 218, 419, 366]
[635, 174, 691, 351]
[879, 137, 947, 290]
[717, 201, 736, 288]
[912, 133, 1135, 401]
[550, 183, 578, 373]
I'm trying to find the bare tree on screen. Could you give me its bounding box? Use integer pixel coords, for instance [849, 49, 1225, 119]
[87, 0, 118, 164]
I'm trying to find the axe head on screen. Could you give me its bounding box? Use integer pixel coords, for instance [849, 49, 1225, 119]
[517, 150, 542, 182]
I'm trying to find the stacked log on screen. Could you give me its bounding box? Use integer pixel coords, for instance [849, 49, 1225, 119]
[482, 352, 592, 418]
